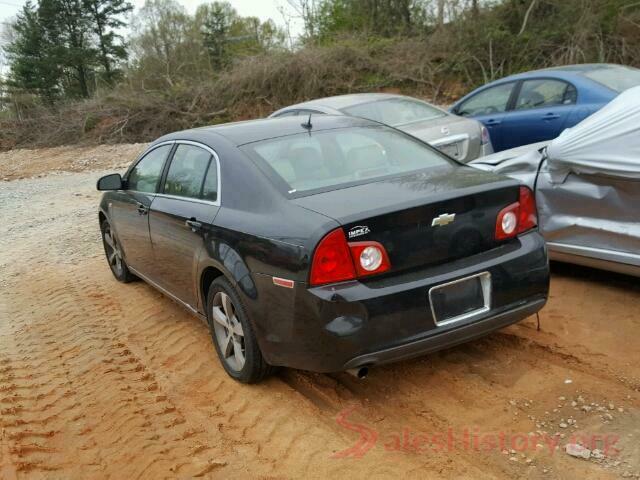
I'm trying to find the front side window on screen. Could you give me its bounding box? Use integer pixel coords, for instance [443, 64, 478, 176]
[515, 79, 577, 110]
[127, 145, 172, 193]
[342, 98, 445, 126]
[243, 126, 452, 195]
[163, 144, 212, 199]
[457, 83, 515, 116]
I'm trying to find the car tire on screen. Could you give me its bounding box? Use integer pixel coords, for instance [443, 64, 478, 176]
[101, 219, 135, 283]
[206, 277, 275, 383]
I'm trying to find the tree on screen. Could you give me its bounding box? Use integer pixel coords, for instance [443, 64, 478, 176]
[4, 1, 63, 104]
[197, 1, 235, 69]
[83, 0, 133, 85]
[130, 0, 205, 87]
[39, 0, 96, 98]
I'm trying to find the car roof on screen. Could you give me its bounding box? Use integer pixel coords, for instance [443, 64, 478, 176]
[500, 63, 630, 82]
[274, 93, 420, 112]
[155, 114, 379, 147]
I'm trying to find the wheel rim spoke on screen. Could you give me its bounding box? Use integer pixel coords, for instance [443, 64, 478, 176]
[108, 251, 116, 265]
[233, 338, 245, 367]
[231, 318, 244, 336]
[222, 333, 233, 358]
[104, 232, 115, 249]
[221, 293, 234, 318]
[212, 306, 228, 327]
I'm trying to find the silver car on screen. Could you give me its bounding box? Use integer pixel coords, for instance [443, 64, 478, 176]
[471, 85, 640, 277]
[269, 93, 494, 162]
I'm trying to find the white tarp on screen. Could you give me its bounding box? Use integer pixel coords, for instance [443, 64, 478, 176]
[469, 85, 640, 275]
[545, 85, 640, 179]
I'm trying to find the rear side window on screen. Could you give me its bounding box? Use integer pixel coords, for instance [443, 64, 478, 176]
[342, 98, 445, 126]
[458, 83, 515, 116]
[163, 144, 212, 199]
[243, 126, 452, 195]
[582, 66, 640, 93]
[515, 79, 576, 110]
[201, 158, 218, 202]
[127, 145, 172, 193]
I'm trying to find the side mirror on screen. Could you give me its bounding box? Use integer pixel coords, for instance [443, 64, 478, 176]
[97, 173, 123, 191]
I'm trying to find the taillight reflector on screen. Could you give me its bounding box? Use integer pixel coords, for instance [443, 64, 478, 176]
[349, 241, 391, 278]
[495, 186, 538, 241]
[309, 230, 391, 286]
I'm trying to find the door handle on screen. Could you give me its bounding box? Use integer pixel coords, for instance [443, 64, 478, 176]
[543, 113, 560, 120]
[136, 203, 149, 215]
[185, 218, 203, 232]
[485, 119, 501, 126]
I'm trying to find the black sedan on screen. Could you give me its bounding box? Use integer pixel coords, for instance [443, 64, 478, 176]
[97, 115, 549, 383]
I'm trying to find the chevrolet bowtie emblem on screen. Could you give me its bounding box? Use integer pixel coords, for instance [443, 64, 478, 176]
[431, 213, 456, 227]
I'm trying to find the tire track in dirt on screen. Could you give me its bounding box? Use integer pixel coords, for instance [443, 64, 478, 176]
[0, 270, 231, 478]
[1, 169, 639, 479]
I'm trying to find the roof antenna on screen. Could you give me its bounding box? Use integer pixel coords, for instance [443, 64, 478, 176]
[301, 113, 312, 131]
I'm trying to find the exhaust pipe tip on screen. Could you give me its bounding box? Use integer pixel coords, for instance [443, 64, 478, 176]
[346, 366, 369, 379]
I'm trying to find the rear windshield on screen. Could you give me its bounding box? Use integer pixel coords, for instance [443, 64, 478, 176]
[582, 66, 640, 93]
[242, 126, 453, 195]
[341, 98, 445, 126]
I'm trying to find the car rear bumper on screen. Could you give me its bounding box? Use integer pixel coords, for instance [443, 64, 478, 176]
[342, 296, 545, 369]
[251, 231, 549, 373]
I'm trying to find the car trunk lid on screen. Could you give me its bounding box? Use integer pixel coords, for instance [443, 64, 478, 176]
[399, 116, 483, 163]
[293, 166, 520, 275]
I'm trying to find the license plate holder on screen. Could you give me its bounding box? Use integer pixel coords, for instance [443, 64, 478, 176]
[429, 272, 491, 326]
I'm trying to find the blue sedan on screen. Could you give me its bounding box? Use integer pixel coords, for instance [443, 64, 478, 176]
[450, 64, 640, 152]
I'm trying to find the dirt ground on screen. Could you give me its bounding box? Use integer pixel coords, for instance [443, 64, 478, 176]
[0, 145, 639, 479]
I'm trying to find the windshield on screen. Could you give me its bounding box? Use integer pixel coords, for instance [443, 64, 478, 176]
[242, 126, 453, 195]
[582, 66, 640, 93]
[341, 98, 445, 126]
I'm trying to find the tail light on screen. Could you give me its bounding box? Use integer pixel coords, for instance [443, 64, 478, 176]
[495, 186, 538, 240]
[310, 229, 391, 286]
[348, 241, 391, 278]
[481, 126, 491, 145]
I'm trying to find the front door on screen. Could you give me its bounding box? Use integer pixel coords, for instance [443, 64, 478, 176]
[110, 144, 173, 274]
[148, 143, 220, 308]
[456, 81, 517, 152]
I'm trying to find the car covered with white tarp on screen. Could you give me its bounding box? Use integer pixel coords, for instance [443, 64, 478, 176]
[471, 85, 640, 277]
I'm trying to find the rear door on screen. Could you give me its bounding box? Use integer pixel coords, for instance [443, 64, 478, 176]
[148, 142, 221, 308]
[110, 144, 173, 274]
[455, 82, 517, 152]
[500, 78, 577, 150]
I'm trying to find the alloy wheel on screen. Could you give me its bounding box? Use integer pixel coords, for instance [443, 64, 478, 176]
[211, 291, 246, 371]
[103, 226, 124, 277]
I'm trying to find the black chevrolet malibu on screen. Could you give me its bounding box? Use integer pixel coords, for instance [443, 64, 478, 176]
[97, 115, 549, 383]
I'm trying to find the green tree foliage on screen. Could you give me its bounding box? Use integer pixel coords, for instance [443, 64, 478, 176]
[196, 2, 285, 70]
[4, 0, 132, 101]
[4, 1, 62, 104]
[129, 0, 207, 88]
[83, 0, 134, 84]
